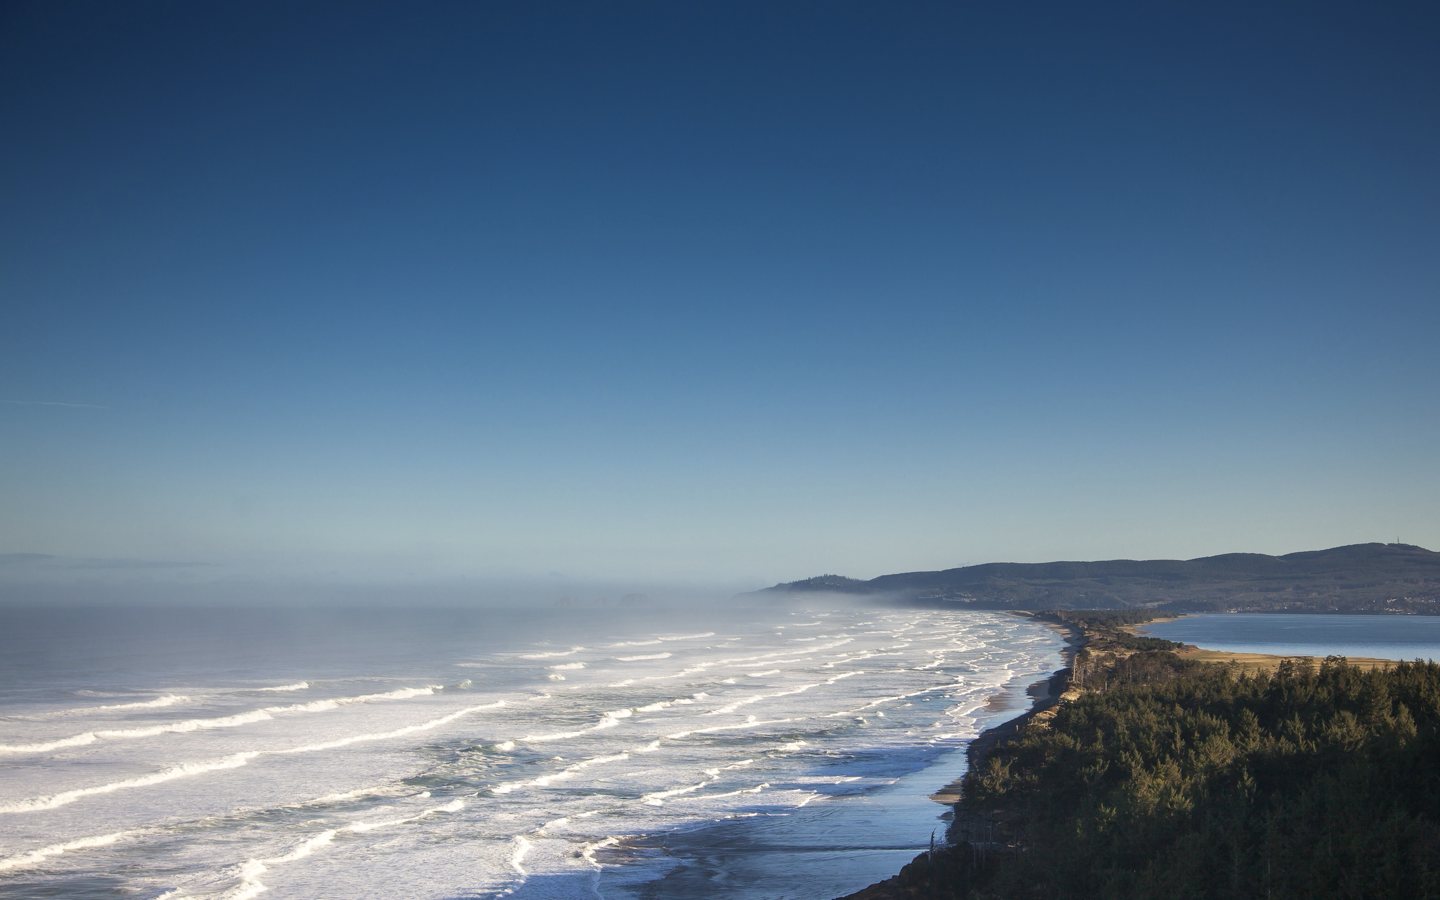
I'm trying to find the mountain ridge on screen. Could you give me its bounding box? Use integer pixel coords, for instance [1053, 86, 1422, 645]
[750, 543, 1440, 614]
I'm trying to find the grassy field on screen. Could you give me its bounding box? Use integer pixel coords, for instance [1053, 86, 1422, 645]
[1122, 618, 1401, 672]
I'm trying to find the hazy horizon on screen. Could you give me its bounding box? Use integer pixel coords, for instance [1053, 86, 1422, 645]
[1, 541, 1431, 609]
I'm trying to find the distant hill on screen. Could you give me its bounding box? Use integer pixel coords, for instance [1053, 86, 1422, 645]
[749, 543, 1440, 614]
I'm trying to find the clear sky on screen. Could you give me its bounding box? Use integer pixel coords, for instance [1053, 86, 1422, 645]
[1, 2, 1437, 597]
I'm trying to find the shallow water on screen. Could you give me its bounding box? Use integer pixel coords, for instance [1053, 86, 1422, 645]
[1140, 613, 1440, 662]
[0, 604, 1062, 899]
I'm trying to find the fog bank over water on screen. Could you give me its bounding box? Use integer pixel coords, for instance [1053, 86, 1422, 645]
[0, 579, 748, 610]
[0, 555, 758, 609]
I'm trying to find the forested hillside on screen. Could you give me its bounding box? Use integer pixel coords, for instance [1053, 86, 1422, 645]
[854, 652, 1440, 899]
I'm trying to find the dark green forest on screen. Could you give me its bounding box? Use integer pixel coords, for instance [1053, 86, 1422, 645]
[870, 655, 1440, 899]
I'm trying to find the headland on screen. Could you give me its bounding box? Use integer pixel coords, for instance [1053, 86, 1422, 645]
[837, 609, 1437, 899]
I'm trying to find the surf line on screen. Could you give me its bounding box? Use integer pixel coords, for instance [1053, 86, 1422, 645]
[16, 694, 191, 720]
[0, 702, 505, 815]
[0, 830, 137, 873]
[157, 797, 468, 900]
[0, 686, 446, 755]
[490, 835, 533, 897]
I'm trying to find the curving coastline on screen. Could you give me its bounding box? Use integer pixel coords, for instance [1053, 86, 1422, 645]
[837, 611, 1440, 900]
[839, 612, 1087, 900]
[925, 613, 1083, 807]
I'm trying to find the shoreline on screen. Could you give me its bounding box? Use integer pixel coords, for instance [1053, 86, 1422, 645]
[839, 610, 1420, 900]
[623, 612, 1079, 900]
[837, 613, 1086, 899]
[927, 613, 1083, 807]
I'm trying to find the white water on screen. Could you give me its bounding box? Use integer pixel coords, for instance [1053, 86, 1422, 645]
[0, 604, 1062, 899]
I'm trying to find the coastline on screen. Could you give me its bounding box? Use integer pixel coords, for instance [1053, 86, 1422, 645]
[838, 610, 1424, 900]
[838, 613, 1086, 899]
[926, 613, 1083, 806]
[610, 612, 1075, 900]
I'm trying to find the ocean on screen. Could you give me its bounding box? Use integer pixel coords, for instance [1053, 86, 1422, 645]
[0, 604, 1064, 899]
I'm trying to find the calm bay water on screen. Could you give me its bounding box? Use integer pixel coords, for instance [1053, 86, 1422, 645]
[0, 605, 1062, 899]
[1140, 613, 1440, 661]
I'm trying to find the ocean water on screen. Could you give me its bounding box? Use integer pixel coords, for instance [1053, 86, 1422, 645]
[1140, 613, 1440, 662]
[0, 605, 1063, 900]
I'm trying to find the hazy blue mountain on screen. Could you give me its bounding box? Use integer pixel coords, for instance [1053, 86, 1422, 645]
[751, 543, 1440, 613]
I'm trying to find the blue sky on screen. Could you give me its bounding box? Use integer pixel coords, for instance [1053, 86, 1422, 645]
[2, 2, 1437, 594]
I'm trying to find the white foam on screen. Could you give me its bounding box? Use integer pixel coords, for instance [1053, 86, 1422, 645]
[188, 793, 473, 900]
[520, 708, 631, 742]
[616, 652, 671, 661]
[671, 782, 769, 803]
[823, 683, 951, 717]
[332, 685, 443, 704]
[732, 656, 809, 667]
[0, 830, 132, 872]
[225, 829, 339, 900]
[521, 648, 584, 659]
[0, 732, 102, 753]
[548, 662, 586, 670]
[0, 702, 505, 814]
[256, 682, 309, 692]
[664, 715, 797, 741]
[92, 709, 275, 741]
[510, 835, 532, 876]
[638, 663, 714, 681]
[642, 779, 713, 805]
[493, 753, 631, 794]
[347, 798, 464, 831]
[535, 816, 570, 834]
[709, 671, 863, 716]
[299, 787, 377, 806]
[25, 694, 191, 719]
[580, 835, 620, 886]
[0, 685, 444, 754]
[0, 752, 263, 813]
[275, 701, 505, 755]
